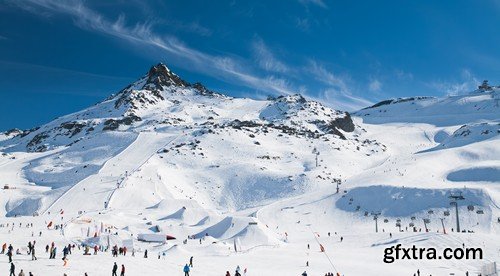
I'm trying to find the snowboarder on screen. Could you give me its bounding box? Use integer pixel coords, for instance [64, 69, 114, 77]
[112, 262, 118, 276]
[183, 264, 190, 276]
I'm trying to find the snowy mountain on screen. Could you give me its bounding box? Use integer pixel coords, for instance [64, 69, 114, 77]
[0, 63, 385, 214]
[0, 66, 499, 276]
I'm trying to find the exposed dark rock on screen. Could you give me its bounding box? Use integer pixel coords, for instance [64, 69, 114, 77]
[329, 113, 355, 133]
[27, 132, 49, 151]
[103, 115, 142, 131]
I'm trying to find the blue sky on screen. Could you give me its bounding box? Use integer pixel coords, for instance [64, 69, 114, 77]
[0, 0, 499, 131]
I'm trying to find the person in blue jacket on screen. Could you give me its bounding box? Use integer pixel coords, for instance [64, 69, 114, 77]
[183, 264, 190, 276]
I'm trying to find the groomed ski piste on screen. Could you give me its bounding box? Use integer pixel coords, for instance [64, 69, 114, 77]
[0, 64, 499, 275]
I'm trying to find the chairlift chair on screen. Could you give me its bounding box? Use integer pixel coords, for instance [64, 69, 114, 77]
[476, 210, 484, 214]
[467, 205, 474, 211]
[444, 210, 450, 216]
[428, 210, 434, 214]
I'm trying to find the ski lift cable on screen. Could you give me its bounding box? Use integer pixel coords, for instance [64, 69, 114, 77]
[308, 226, 340, 274]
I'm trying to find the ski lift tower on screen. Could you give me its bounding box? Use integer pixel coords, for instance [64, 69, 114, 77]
[312, 147, 320, 167]
[372, 212, 382, 233]
[449, 192, 465, 232]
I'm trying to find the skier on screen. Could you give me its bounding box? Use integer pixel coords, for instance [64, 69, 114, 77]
[183, 264, 190, 276]
[7, 248, 13, 263]
[120, 264, 125, 276]
[51, 247, 57, 259]
[144, 249, 148, 258]
[63, 246, 69, 258]
[9, 262, 15, 276]
[112, 262, 118, 276]
[302, 271, 307, 276]
[31, 246, 37, 260]
[189, 256, 193, 267]
[225, 272, 231, 276]
[18, 269, 25, 276]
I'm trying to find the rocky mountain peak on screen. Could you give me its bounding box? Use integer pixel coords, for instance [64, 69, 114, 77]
[144, 63, 189, 90]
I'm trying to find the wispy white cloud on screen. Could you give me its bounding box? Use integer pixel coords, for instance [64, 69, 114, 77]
[9, 0, 296, 96]
[368, 78, 382, 92]
[164, 20, 213, 37]
[252, 37, 290, 73]
[0, 60, 133, 81]
[298, 0, 328, 9]
[429, 69, 480, 96]
[295, 17, 311, 32]
[394, 69, 413, 81]
[8, 0, 375, 111]
[308, 61, 373, 110]
[308, 61, 349, 91]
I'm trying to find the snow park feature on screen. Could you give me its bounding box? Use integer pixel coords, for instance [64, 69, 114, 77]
[0, 63, 498, 276]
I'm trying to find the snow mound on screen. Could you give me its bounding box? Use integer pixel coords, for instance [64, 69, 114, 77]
[82, 234, 126, 247]
[195, 216, 255, 240]
[231, 223, 281, 248]
[435, 122, 499, 150]
[159, 207, 186, 220]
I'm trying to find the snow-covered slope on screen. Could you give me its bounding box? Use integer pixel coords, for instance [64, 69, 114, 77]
[0, 66, 498, 276]
[356, 88, 499, 126]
